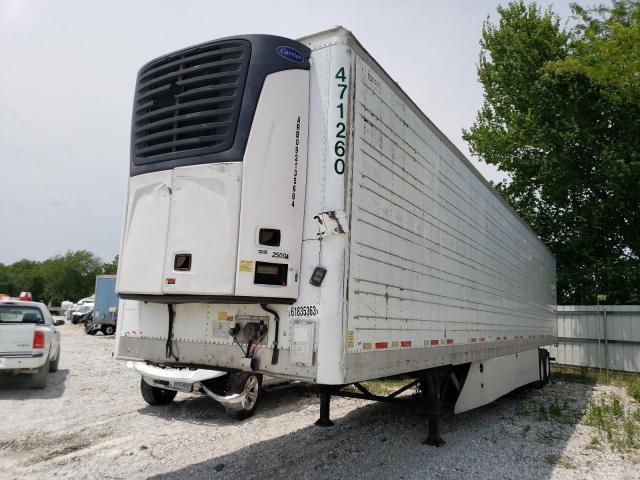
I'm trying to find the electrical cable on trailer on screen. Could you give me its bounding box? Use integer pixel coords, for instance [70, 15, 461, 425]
[228, 323, 247, 357]
[228, 320, 266, 359]
[260, 304, 279, 365]
[231, 336, 247, 357]
[165, 304, 179, 361]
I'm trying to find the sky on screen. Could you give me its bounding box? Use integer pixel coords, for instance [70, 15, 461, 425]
[0, 0, 577, 265]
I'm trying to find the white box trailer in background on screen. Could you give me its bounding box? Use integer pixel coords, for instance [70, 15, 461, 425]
[115, 27, 556, 443]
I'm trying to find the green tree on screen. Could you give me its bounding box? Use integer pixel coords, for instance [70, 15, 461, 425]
[101, 255, 118, 275]
[0, 263, 15, 294]
[39, 250, 103, 304]
[5, 259, 45, 300]
[2, 250, 117, 303]
[463, 0, 640, 304]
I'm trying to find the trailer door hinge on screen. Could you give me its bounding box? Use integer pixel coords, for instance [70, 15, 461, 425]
[314, 210, 348, 239]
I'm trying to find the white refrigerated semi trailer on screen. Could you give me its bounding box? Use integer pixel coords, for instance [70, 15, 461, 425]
[115, 27, 556, 443]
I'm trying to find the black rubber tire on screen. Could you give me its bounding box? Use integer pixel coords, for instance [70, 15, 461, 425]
[102, 325, 115, 336]
[541, 349, 551, 385]
[86, 329, 97, 336]
[49, 350, 60, 372]
[224, 373, 262, 420]
[32, 358, 50, 389]
[535, 349, 551, 388]
[140, 378, 177, 406]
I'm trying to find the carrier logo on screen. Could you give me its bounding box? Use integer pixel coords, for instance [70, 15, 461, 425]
[276, 46, 304, 63]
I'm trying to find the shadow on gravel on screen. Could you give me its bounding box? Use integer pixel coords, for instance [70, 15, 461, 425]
[148, 381, 596, 480]
[0, 369, 69, 399]
[138, 383, 316, 426]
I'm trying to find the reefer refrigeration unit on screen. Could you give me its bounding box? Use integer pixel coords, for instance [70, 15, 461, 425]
[115, 27, 556, 442]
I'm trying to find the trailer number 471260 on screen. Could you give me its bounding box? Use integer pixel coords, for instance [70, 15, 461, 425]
[334, 66, 347, 175]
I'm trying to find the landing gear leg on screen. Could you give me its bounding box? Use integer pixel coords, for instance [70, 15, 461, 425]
[421, 372, 446, 447]
[315, 385, 334, 427]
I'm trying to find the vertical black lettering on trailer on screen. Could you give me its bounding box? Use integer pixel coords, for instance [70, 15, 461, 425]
[291, 116, 301, 207]
[334, 66, 348, 175]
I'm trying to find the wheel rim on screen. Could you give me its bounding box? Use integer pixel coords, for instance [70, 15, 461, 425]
[106, 326, 114, 335]
[242, 375, 259, 410]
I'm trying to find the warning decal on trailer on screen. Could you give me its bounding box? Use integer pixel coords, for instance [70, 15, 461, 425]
[346, 330, 355, 348]
[239, 260, 253, 272]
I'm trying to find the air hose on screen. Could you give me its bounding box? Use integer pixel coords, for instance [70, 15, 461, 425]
[260, 304, 279, 365]
[166, 304, 179, 361]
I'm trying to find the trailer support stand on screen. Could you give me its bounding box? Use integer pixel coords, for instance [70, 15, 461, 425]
[315, 385, 334, 427]
[421, 371, 446, 447]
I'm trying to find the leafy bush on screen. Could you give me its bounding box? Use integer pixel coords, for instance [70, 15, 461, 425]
[627, 382, 640, 403]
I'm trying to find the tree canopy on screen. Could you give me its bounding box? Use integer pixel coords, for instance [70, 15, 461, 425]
[0, 250, 117, 305]
[463, 0, 640, 304]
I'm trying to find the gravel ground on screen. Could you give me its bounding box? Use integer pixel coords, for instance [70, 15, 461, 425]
[1, 323, 639, 480]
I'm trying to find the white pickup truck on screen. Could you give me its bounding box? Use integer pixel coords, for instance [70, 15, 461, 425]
[0, 299, 64, 388]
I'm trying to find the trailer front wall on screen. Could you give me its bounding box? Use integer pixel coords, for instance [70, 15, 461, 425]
[343, 41, 556, 382]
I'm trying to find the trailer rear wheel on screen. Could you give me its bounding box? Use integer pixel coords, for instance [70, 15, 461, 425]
[541, 349, 551, 385]
[102, 325, 115, 336]
[140, 378, 177, 406]
[224, 373, 262, 420]
[535, 349, 551, 388]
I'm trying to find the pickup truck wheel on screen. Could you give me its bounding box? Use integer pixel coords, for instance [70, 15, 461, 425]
[32, 358, 50, 389]
[224, 373, 262, 420]
[140, 378, 177, 406]
[49, 350, 60, 372]
[102, 325, 115, 336]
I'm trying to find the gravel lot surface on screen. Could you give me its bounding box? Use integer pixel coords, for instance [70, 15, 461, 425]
[1, 323, 638, 480]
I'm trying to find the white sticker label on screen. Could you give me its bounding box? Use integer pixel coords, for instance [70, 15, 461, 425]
[290, 321, 315, 366]
[289, 305, 320, 319]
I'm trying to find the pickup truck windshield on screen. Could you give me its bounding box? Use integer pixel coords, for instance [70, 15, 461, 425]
[0, 305, 44, 324]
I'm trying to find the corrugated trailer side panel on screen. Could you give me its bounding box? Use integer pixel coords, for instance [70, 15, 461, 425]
[342, 36, 556, 382]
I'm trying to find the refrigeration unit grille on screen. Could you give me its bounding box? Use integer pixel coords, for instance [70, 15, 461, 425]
[132, 39, 251, 164]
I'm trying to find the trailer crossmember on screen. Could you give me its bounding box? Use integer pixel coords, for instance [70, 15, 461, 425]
[332, 379, 420, 405]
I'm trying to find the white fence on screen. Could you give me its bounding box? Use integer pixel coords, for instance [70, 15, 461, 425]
[550, 305, 640, 373]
